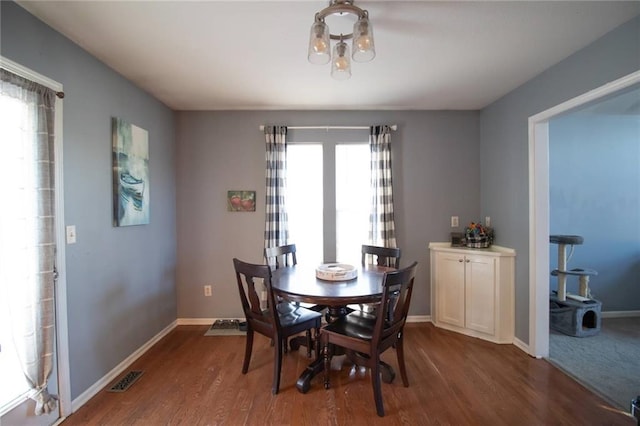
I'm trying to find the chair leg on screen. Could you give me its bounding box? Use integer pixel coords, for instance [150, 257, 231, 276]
[314, 327, 321, 360]
[396, 333, 409, 387]
[242, 329, 254, 374]
[273, 334, 283, 395]
[305, 330, 312, 358]
[371, 357, 385, 417]
[323, 340, 331, 389]
[272, 337, 287, 354]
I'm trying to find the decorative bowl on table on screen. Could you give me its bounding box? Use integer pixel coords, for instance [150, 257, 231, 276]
[316, 263, 358, 281]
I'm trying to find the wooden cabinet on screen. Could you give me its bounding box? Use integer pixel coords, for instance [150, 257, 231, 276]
[429, 243, 515, 344]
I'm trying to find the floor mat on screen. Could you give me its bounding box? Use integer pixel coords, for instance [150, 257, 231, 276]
[204, 319, 246, 336]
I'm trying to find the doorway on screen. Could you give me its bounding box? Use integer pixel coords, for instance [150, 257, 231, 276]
[528, 70, 640, 358]
[528, 70, 640, 408]
[0, 57, 71, 425]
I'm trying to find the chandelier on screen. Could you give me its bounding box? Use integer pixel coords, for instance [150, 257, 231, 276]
[307, 0, 376, 80]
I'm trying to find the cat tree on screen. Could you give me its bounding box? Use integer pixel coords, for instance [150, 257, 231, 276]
[549, 235, 601, 337]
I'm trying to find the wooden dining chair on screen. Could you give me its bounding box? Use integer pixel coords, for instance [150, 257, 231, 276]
[233, 258, 322, 394]
[264, 244, 297, 269]
[353, 245, 402, 314]
[321, 261, 418, 417]
[361, 245, 401, 269]
[264, 244, 326, 354]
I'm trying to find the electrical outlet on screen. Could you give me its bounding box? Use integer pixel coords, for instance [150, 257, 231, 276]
[204, 285, 212, 297]
[485, 216, 491, 227]
[451, 216, 459, 227]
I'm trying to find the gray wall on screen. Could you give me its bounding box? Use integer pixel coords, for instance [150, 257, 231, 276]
[549, 110, 640, 311]
[4, 0, 638, 405]
[480, 15, 640, 343]
[1, 2, 178, 399]
[175, 111, 480, 319]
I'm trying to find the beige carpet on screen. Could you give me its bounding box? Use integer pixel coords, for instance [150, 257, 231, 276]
[549, 316, 640, 411]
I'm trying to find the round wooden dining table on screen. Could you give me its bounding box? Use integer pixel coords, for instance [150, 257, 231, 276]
[271, 263, 395, 393]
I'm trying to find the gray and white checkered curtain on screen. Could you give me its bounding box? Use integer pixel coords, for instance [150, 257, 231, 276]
[264, 126, 289, 258]
[369, 125, 397, 248]
[1, 69, 58, 415]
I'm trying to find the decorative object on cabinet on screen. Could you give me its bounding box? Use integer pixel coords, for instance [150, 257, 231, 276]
[429, 242, 515, 344]
[450, 232, 465, 247]
[112, 117, 150, 227]
[464, 222, 493, 248]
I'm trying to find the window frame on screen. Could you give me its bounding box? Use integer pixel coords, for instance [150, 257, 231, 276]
[287, 130, 369, 263]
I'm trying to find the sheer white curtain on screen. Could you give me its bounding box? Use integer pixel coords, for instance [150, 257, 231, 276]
[0, 69, 58, 415]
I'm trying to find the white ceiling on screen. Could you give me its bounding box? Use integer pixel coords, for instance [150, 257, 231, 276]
[17, 1, 640, 111]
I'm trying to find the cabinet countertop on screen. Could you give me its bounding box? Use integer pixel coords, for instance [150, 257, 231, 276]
[428, 242, 516, 257]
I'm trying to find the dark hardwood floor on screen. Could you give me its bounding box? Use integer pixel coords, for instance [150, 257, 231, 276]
[62, 323, 634, 425]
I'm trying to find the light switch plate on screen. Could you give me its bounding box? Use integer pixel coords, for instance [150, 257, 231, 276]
[66, 225, 77, 244]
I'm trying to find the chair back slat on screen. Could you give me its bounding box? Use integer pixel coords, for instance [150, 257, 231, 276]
[233, 258, 273, 323]
[264, 244, 297, 269]
[361, 245, 401, 269]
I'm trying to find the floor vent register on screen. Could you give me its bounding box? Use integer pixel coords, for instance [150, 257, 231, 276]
[107, 370, 144, 392]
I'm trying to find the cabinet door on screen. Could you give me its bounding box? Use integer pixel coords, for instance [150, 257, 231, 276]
[436, 252, 465, 327]
[465, 255, 496, 335]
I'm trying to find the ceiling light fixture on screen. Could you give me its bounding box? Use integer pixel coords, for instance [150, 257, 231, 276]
[307, 0, 375, 80]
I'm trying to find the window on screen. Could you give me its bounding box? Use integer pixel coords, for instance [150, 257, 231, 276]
[0, 89, 33, 409]
[335, 144, 370, 264]
[1, 63, 64, 420]
[286, 144, 324, 264]
[286, 142, 370, 265]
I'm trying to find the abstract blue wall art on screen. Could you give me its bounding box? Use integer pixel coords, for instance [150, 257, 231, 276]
[112, 117, 150, 226]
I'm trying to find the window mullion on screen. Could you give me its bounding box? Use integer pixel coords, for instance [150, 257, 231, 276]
[323, 142, 336, 263]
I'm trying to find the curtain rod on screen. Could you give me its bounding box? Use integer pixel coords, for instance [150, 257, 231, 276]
[259, 125, 397, 131]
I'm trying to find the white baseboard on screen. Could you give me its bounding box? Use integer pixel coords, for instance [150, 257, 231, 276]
[513, 336, 532, 356]
[407, 315, 431, 323]
[509, 310, 640, 360]
[601, 310, 640, 318]
[71, 320, 177, 412]
[177, 318, 243, 326]
[179, 316, 432, 325]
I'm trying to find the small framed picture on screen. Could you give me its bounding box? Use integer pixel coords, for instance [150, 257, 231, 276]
[227, 190, 256, 212]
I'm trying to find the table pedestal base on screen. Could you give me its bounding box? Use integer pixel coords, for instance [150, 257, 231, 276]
[295, 356, 395, 393]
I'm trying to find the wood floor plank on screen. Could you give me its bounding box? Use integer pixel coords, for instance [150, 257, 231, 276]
[62, 323, 634, 425]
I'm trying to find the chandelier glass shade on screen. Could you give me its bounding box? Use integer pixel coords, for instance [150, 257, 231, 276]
[331, 38, 351, 80]
[308, 21, 331, 65]
[307, 0, 375, 79]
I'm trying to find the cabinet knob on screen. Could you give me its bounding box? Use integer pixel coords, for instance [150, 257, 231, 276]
[465, 259, 470, 263]
[458, 259, 464, 262]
